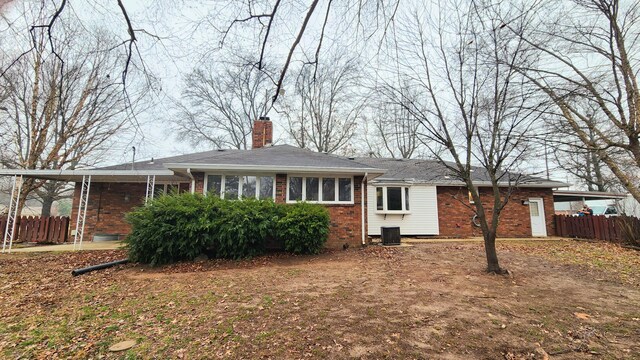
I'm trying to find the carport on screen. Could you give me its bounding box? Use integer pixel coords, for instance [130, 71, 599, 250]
[0, 169, 187, 253]
[553, 190, 628, 203]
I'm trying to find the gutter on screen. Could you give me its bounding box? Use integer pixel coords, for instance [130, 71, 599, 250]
[186, 168, 195, 194]
[361, 172, 368, 246]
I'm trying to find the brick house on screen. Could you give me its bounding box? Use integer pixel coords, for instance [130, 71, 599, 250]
[1, 118, 566, 248]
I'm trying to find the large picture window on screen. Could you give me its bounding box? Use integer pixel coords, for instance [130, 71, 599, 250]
[375, 186, 411, 213]
[206, 174, 275, 200]
[287, 176, 353, 203]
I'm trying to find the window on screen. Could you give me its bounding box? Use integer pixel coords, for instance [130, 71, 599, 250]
[529, 202, 539, 217]
[287, 176, 353, 203]
[242, 176, 256, 198]
[289, 177, 303, 201]
[259, 176, 274, 199]
[322, 178, 335, 201]
[405, 187, 410, 211]
[206, 174, 274, 200]
[207, 175, 222, 195]
[339, 178, 352, 201]
[306, 178, 319, 201]
[224, 176, 239, 199]
[167, 184, 179, 195]
[387, 187, 402, 210]
[375, 186, 410, 212]
[153, 183, 187, 197]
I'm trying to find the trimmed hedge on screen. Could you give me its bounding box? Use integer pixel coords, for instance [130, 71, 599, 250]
[125, 193, 330, 265]
[277, 202, 330, 255]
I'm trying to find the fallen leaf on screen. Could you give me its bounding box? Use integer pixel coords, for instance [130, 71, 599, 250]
[574, 312, 591, 320]
[108, 340, 136, 352]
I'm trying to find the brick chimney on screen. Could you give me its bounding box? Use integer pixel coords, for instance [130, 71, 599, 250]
[252, 116, 273, 149]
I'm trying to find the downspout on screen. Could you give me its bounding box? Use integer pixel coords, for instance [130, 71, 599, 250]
[186, 168, 195, 194]
[361, 172, 368, 246]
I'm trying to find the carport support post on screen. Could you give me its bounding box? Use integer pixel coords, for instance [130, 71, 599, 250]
[73, 175, 91, 250]
[2, 175, 23, 254]
[145, 175, 156, 204]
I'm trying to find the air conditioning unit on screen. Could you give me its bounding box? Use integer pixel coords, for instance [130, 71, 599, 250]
[381, 226, 401, 245]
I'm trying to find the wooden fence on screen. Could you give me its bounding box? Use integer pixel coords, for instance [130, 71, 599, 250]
[555, 215, 640, 243]
[0, 216, 69, 243]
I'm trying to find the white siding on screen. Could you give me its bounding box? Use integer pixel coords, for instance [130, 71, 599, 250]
[367, 185, 439, 235]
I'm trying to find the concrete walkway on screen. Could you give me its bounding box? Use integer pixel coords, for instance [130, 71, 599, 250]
[7, 241, 124, 253]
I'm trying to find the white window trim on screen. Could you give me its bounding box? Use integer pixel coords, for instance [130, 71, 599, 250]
[286, 175, 355, 204]
[375, 185, 411, 214]
[203, 173, 275, 200]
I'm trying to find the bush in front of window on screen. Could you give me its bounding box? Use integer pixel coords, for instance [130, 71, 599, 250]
[210, 198, 279, 259]
[126, 194, 331, 264]
[276, 202, 330, 255]
[125, 193, 221, 266]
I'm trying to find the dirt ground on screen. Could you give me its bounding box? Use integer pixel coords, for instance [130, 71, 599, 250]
[0, 239, 639, 359]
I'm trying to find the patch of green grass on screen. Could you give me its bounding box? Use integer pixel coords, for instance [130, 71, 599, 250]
[255, 330, 276, 341]
[262, 295, 274, 308]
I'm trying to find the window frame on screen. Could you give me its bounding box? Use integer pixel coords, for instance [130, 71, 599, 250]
[152, 182, 190, 197]
[375, 185, 411, 214]
[286, 175, 354, 204]
[203, 173, 276, 200]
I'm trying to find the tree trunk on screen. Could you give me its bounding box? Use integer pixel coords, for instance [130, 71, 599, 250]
[484, 231, 505, 274]
[41, 195, 54, 217]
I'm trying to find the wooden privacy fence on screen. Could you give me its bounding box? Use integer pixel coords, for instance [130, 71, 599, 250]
[0, 216, 69, 243]
[555, 215, 640, 243]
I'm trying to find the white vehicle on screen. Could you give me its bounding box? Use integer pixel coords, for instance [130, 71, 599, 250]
[590, 205, 619, 217]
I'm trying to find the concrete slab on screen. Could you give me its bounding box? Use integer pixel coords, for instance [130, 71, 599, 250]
[7, 241, 124, 253]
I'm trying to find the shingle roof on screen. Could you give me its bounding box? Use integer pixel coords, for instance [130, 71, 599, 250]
[97, 145, 565, 188]
[354, 157, 567, 188]
[99, 145, 379, 171]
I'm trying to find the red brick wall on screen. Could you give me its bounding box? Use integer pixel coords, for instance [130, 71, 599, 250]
[70, 182, 147, 241]
[275, 174, 287, 203]
[70, 174, 367, 249]
[437, 186, 555, 238]
[193, 172, 205, 193]
[274, 174, 365, 249]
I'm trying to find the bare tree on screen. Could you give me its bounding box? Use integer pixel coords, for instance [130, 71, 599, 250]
[0, 26, 148, 217]
[380, 0, 546, 273]
[512, 0, 640, 202]
[285, 56, 364, 154]
[215, 0, 401, 104]
[175, 58, 274, 150]
[550, 124, 619, 192]
[367, 82, 421, 159]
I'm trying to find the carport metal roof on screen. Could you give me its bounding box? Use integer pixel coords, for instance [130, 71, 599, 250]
[0, 169, 187, 183]
[553, 190, 628, 202]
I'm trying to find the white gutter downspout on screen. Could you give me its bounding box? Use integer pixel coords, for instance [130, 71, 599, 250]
[361, 172, 368, 246]
[186, 168, 195, 194]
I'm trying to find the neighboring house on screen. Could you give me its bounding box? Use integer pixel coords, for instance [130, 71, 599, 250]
[0, 118, 567, 248]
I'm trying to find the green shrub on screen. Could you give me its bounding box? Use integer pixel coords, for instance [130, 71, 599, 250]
[277, 202, 330, 255]
[125, 193, 220, 266]
[211, 198, 279, 259]
[125, 194, 331, 265]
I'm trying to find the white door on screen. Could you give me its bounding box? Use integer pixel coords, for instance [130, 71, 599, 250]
[529, 198, 547, 237]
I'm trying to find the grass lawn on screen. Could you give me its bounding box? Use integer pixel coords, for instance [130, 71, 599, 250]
[0, 239, 639, 359]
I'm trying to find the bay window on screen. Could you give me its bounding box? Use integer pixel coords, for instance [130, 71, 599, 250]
[287, 176, 353, 203]
[376, 186, 410, 213]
